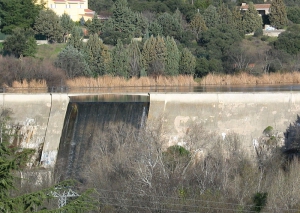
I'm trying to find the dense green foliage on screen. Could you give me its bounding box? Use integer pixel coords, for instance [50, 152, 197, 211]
[3, 28, 37, 57]
[55, 46, 91, 78]
[34, 9, 63, 43]
[269, 0, 288, 29]
[0, 0, 43, 34]
[242, 2, 263, 34]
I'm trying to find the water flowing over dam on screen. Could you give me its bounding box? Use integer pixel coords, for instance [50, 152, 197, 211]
[55, 95, 149, 182]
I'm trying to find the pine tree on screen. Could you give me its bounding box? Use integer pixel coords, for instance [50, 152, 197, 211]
[242, 2, 263, 34]
[157, 13, 182, 39]
[86, 13, 102, 35]
[179, 48, 196, 75]
[232, 8, 244, 35]
[23, 36, 37, 57]
[67, 26, 84, 51]
[203, 5, 220, 28]
[269, 0, 287, 29]
[189, 12, 207, 40]
[142, 35, 157, 72]
[218, 3, 233, 25]
[152, 35, 167, 75]
[110, 39, 129, 77]
[84, 34, 105, 76]
[148, 21, 163, 37]
[165, 36, 180, 76]
[128, 41, 144, 77]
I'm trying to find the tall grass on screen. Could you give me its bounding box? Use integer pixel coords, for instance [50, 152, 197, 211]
[66, 75, 197, 88]
[199, 72, 300, 85]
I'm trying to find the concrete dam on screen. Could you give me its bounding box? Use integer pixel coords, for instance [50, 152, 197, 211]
[1, 92, 300, 180]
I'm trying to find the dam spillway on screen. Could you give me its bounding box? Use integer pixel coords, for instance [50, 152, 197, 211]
[1, 92, 300, 173]
[55, 97, 149, 182]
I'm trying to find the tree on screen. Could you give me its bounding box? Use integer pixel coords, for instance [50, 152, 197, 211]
[86, 13, 102, 35]
[156, 12, 182, 39]
[148, 21, 163, 37]
[232, 8, 245, 35]
[242, 2, 263, 34]
[84, 34, 106, 76]
[287, 7, 300, 24]
[67, 26, 84, 51]
[189, 12, 207, 40]
[273, 24, 300, 55]
[217, 3, 233, 25]
[3, 28, 37, 57]
[60, 13, 75, 42]
[147, 35, 167, 76]
[269, 0, 288, 29]
[179, 48, 196, 75]
[110, 39, 129, 77]
[165, 36, 180, 76]
[203, 5, 220, 28]
[55, 46, 92, 78]
[128, 41, 144, 77]
[0, 0, 44, 34]
[34, 9, 64, 43]
[199, 24, 243, 61]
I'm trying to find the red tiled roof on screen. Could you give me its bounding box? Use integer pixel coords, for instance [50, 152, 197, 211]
[240, 4, 271, 9]
[84, 9, 94, 13]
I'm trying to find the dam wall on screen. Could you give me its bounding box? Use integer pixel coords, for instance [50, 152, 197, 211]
[0, 94, 69, 168]
[1, 92, 300, 170]
[148, 92, 300, 156]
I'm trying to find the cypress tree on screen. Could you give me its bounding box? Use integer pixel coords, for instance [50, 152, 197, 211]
[128, 41, 144, 77]
[86, 13, 102, 35]
[84, 34, 105, 76]
[242, 2, 263, 34]
[153, 35, 167, 75]
[142, 35, 157, 72]
[269, 0, 287, 29]
[110, 39, 129, 77]
[218, 3, 233, 25]
[67, 26, 84, 51]
[165, 36, 180, 76]
[179, 48, 196, 75]
[203, 5, 220, 28]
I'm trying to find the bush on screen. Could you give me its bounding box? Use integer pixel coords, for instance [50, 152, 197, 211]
[254, 28, 263, 37]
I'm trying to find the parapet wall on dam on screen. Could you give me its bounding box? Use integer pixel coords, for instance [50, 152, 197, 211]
[1, 92, 300, 169]
[148, 92, 300, 156]
[0, 94, 69, 168]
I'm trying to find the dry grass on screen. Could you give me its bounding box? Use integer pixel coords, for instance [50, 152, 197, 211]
[66, 75, 197, 88]
[4, 79, 48, 92]
[199, 72, 300, 85]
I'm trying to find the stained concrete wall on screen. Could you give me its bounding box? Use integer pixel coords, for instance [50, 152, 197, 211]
[0, 94, 69, 168]
[148, 92, 300, 156]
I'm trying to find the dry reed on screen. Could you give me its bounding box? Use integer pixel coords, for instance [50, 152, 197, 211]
[5, 79, 48, 92]
[199, 72, 300, 85]
[66, 75, 197, 88]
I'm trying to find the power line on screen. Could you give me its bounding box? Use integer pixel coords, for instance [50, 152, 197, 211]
[95, 188, 300, 212]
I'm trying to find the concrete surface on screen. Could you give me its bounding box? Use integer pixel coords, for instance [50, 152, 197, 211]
[148, 92, 300, 156]
[0, 94, 69, 168]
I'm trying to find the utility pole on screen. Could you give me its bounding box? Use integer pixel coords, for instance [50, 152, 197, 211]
[50, 187, 79, 208]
